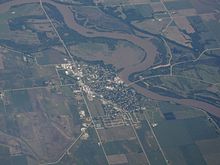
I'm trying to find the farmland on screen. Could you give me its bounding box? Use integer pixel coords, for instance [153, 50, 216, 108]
[0, 0, 220, 164]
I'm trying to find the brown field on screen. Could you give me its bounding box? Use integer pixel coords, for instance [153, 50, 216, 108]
[0, 30, 40, 45]
[0, 1, 43, 15]
[204, 153, 220, 165]
[165, 26, 192, 47]
[71, 5, 131, 33]
[132, 18, 171, 34]
[150, 2, 166, 12]
[196, 137, 220, 155]
[69, 40, 145, 69]
[196, 138, 220, 165]
[164, 148, 187, 165]
[4, 87, 82, 162]
[174, 16, 195, 33]
[126, 152, 150, 165]
[87, 99, 105, 117]
[98, 125, 136, 142]
[35, 47, 70, 65]
[0, 130, 35, 158]
[26, 18, 59, 40]
[0, 2, 44, 44]
[27, 19, 53, 32]
[16, 111, 70, 161]
[108, 154, 128, 165]
[174, 8, 197, 17]
[200, 13, 216, 21]
[0, 48, 60, 90]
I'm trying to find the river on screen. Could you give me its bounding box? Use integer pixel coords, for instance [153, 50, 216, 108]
[1, 0, 220, 117]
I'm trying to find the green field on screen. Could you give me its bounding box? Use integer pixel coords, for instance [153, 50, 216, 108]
[56, 128, 108, 165]
[142, 101, 220, 165]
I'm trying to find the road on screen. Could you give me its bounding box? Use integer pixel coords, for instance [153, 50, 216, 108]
[81, 92, 110, 165]
[160, 0, 174, 33]
[151, 37, 173, 76]
[40, 122, 92, 165]
[171, 47, 220, 73]
[128, 74, 219, 87]
[0, 0, 217, 119]
[39, 0, 110, 164]
[144, 113, 169, 165]
[126, 113, 152, 165]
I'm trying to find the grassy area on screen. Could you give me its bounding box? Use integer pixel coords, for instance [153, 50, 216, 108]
[6, 90, 32, 113]
[0, 3, 41, 34]
[184, 117, 218, 141]
[159, 102, 204, 119]
[180, 144, 206, 165]
[142, 74, 220, 108]
[10, 155, 28, 165]
[174, 63, 220, 84]
[164, 1, 193, 10]
[136, 121, 167, 165]
[0, 99, 5, 113]
[0, 48, 60, 90]
[205, 20, 220, 43]
[0, 146, 25, 165]
[56, 128, 108, 165]
[123, 4, 153, 21]
[36, 48, 70, 65]
[142, 100, 220, 164]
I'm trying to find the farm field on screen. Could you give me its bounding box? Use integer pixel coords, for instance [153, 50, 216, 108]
[0, 0, 220, 164]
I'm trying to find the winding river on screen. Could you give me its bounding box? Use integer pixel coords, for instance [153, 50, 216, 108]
[1, 0, 220, 117]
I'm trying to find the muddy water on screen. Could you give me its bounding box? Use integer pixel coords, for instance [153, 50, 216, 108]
[2, 0, 220, 117]
[53, 4, 158, 79]
[132, 83, 220, 117]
